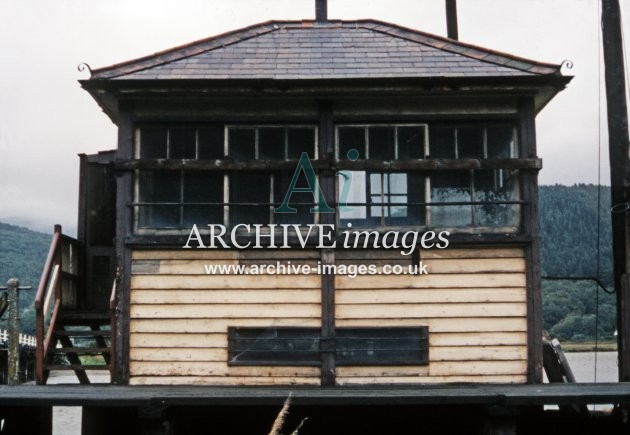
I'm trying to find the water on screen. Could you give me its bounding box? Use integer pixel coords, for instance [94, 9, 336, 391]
[564, 351, 618, 383]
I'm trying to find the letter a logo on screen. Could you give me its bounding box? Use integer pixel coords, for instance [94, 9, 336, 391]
[274, 152, 335, 213]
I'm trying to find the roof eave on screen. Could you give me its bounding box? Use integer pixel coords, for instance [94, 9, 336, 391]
[82, 74, 572, 123]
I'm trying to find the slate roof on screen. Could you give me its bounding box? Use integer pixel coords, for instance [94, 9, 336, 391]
[89, 20, 563, 81]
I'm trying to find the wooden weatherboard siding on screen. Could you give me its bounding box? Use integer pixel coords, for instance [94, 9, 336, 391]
[335, 247, 528, 385]
[129, 246, 527, 385]
[129, 250, 321, 386]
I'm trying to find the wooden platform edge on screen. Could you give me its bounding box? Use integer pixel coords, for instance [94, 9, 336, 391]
[0, 383, 629, 407]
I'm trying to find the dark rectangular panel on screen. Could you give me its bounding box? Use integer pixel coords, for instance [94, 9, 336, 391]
[228, 327, 429, 367]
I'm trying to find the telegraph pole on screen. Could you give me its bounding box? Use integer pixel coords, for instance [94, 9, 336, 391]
[601, 0, 630, 382]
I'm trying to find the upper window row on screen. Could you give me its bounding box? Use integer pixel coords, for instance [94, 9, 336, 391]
[136, 124, 517, 160]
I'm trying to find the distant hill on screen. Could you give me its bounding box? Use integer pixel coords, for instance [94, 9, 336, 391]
[539, 184, 616, 341]
[0, 184, 618, 340]
[0, 222, 51, 333]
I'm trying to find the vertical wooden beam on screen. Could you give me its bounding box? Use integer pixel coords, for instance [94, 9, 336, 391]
[319, 100, 336, 386]
[602, 0, 630, 382]
[519, 98, 543, 384]
[445, 0, 459, 40]
[113, 100, 134, 385]
[7, 278, 20, 385]
[316, 0, 327, 22]
[77, 154, 88, 306]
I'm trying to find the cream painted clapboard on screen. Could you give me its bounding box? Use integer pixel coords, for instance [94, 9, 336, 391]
[335, 247, 528, 385]
[130, 247, 529, 386]
[129, 250, 321, 386]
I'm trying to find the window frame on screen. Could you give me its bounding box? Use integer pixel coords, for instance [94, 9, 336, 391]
[132, 124, 320, 234]
[334, 123, 521, 232]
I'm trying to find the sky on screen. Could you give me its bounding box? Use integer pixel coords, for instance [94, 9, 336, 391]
[0, 0, 627, 234]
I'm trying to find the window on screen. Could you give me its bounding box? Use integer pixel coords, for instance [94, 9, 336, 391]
[133, 123, 521, 233]
[227, 327, 429, 366]
[337, 125, 428, 227]
[337, 124, 520, 230]
[134, 125, 318, 231]
[428, 125, 519, 227]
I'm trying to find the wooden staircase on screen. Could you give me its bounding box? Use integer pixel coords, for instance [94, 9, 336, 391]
[45, 311, 111, 384]
[34, 226, 117, 385]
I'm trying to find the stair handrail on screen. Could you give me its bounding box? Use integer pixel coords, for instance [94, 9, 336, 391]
[35, 224, 70, 385]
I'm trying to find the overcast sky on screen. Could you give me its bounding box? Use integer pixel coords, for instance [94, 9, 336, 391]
[0, 0, 627, 234]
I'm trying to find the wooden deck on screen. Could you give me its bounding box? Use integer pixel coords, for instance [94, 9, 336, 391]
[1, 383, 629, 407]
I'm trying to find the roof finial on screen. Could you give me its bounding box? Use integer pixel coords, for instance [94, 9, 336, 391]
[316, 0, 327, 22]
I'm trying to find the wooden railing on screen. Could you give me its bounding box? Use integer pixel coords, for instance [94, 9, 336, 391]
[34, 224, 81, 385]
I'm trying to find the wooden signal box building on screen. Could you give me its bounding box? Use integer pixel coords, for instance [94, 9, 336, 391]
[35, 18, 570, 391]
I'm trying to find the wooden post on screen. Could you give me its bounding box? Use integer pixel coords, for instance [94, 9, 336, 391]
[445, 0, 458, 40]
[601, 0, 630, 382]
[7, 278, 20, 385]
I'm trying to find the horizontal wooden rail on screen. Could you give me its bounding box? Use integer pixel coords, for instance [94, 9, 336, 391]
[115, 157, 543, 171]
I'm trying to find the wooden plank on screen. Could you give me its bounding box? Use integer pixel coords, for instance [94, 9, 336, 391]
[130, 303, 322, 319]
[132, 250, 321, 261]
[132, 250, 238, 260]
[335, 317, 527, 333]
[430, 332, 527, 347]
[131, 348, 227, 362]
[335, 303, 526, 319]
[335, 360, 526, 378]
[335, 375, 527, 385]
[131, 275, 321, 289]
[239, 250, 320, 260]
[429, 360, 527, 376]
[335, 288, 526, 304]
[129, 376, 321, 386]
[421, 248, 525, 259]
[131, 289, 321, 304]
[335, 273, 526, 289]
[421, 258, 526, 274]
[132, 259, 321, 275]
[130, 317, 323, 333]
[129, 361, 319, 377]
[430, 346, 528, 362]
[335, 250, 413, 260]
[130, 333, 226, 348]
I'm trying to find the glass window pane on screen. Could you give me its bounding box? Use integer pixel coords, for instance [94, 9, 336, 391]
[339, 171, 367, 224]
[288, 128, 315, 159]
[429, 127, 455, 158]
[183, 172, 223, 202]
[198, 127, 224, 160]
[398, 126, 425, 159]
[169, 128, 196, 159]
[183, 172, 223, 226]
[140, 128, 167, 159]
[457, 127, 484, 158]
[138, 205, 179, 228]
[338, 127, 365, 159]
[259, 127, 285, 160]
[230, 172, 270, 225]
[229, 128, 256, 160]
[487, 127, 516, 158]
[474, 169, 519, 227]
[431, 171, 472, 227]
[273, 171, 315, 224]
[138, 170, 180, 203]
[368, 127, 395, 160]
